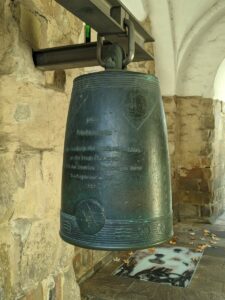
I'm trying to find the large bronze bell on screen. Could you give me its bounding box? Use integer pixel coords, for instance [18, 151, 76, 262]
[60, 69, 173, 250]
[60, 27, 173, 250]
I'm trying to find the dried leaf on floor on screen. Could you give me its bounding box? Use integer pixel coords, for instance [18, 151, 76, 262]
[113, 257, 121, 262]
[169, 236, 178, 245]
[169, 241, 176, 245]
[123, 258, 130, 265]
[209, 240, 217, 245]
[191, 257, 199, 264]
[211, 234, 220, 241]
[203, 229, 210, 236]
[195, 243, 210, 252]
[147, 248, 156, 254]
[189, 232, 196, 236]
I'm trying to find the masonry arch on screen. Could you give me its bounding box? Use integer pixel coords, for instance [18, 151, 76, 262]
[176, 4, 225, 97]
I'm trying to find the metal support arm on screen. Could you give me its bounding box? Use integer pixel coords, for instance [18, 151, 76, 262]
[33, 0, 154, 71]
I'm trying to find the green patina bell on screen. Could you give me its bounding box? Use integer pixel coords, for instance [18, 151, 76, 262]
[60, 68, 173, 250]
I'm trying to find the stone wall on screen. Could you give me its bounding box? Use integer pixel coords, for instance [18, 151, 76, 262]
[0, 1, 105, 299]
[162, 97, 178, 219]
[175, 97, 214, 221]
[164, 96, 225, 222]
[0, 1, 155, 299]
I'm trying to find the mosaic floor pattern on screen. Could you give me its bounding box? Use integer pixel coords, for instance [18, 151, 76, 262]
[113, 247, 202, 287]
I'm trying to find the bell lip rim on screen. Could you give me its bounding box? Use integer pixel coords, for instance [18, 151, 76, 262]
[59, 231, 174, 251]
[73, 70, 159, 83]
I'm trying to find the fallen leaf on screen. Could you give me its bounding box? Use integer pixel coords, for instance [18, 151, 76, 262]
[203, 229, 210, 236]
[113, 257, 121, 262]
[189, 232, 196, 236]
[195, 248, 203, 253]
[195, 243, 210, 252]
[147, 248, 156, 254]
[169, 240, 176, 245]
[128, 251, 134, 256]
[192, 257, 199, 263]
[123, 258, 130, 265]
[209, 240, 217, 245]
[211, 234, 220, 241]
[169, 236, 178, 245]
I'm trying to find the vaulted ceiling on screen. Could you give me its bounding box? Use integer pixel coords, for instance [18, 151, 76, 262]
[121, 0, 225, 99]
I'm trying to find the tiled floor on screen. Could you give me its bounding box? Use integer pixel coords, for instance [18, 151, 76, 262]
[113, 246, 202, 288]
[80, 221, 225, 300]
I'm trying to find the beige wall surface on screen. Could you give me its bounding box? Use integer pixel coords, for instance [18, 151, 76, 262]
[0, 1, 103, 299]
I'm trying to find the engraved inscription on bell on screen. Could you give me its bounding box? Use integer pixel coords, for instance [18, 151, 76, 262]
[60, 70, 173, 250]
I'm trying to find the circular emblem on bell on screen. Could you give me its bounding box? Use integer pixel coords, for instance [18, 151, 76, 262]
[126, 91, 147, 119]
[75, 200, 105, 235]
[123, 89, 152, 130]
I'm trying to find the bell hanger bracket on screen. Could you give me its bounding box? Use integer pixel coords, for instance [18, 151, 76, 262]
[97, 18, 135, 70]
[33, 0, 154, 71]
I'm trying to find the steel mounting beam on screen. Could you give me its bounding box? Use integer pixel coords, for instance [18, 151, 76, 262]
[33, 0, 154, 71]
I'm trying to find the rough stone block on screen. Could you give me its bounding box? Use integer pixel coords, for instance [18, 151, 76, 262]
[25, 284, 43, 300]
[0, 150, 29, 224]
[178, 167, 211, 189]
[0, 242, 12, 299]
[0, 77, 69, 150]
[178, 190, 211, 205]
[179, 203, 200, 218]
[163, 96, 176, 113]
[0, 1, 19, 75]
[8, 151, 62, 220]
[176, 97, 213, 116]
[17, 219, 61, 290]
[62, 265, 81, 300]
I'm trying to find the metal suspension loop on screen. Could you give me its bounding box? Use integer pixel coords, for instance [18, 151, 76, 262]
[97, 35, 106, 68]
[97, 19, 135, 69]
[123, 18, 135, 68]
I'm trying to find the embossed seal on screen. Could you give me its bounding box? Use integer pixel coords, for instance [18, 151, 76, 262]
[126, 92, 147, 119]
[75, 200, 105, 235]
[123, 89, 156, 130]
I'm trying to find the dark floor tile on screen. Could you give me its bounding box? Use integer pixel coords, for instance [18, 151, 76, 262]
[204, 246, 225, 257]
